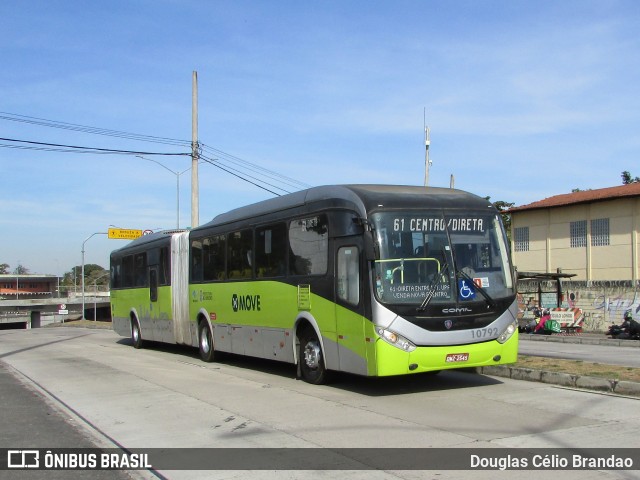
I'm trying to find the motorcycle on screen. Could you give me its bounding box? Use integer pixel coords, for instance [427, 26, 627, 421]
[607, 311, 640, 340]
[521, 307, 561, 334]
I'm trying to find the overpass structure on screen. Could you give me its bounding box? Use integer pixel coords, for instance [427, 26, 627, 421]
[0, 296, 111, 328]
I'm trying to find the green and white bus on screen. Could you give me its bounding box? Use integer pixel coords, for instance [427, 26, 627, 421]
[111, 185, 518, 384]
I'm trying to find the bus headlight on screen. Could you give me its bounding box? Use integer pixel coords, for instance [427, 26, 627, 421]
[497, 320, 518, 344]
[377, 328, 416, 352]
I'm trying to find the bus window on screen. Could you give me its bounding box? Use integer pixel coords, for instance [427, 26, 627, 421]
[203, 235, 225, 281]
[134, 253, 147, 287]
[159, 246, 170, 286]
[227, 230, 253, 279]
[289, 215, 328, 276]
[149, 267, 158, 302]
[122, 255, 134, 288]
[110, 259, 121, 289]
[337, 246, 359, 305]
[191, 239, 203, 282]
[256, 224, 286, 278]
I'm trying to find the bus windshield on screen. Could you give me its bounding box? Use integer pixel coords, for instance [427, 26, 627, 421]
[371, 211, 514, 307]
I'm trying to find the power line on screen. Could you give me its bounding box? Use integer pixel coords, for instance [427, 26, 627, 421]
[200, 154, 286, 196]
[0, 110, 312, 194]
[201, 143, 311, 191]
[0, 137, 190, 156]
[0, 111, 190, 148]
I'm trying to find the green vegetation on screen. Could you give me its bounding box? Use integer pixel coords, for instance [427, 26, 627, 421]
[60, 264, 109, 291]
[516, 355, 640, 382]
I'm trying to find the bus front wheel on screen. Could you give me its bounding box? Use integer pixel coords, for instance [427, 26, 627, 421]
[199, 322, 217, 362]
[299, 327, 330, 385]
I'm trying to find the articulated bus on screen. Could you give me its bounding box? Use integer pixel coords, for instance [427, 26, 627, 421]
[110, 185, 518, 384]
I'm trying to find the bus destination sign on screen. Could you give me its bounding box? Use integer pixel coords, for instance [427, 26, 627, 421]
[392, 217, 486, 233]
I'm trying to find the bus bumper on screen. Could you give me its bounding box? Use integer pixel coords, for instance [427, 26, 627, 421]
[373, 331, 518, 377]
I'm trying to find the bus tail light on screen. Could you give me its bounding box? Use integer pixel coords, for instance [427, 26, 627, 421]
[377, 328, 416, 352]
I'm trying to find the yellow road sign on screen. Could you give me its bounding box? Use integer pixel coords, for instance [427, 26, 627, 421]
[108, 228, 144, 240]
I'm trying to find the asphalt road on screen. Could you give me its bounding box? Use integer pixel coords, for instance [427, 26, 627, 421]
[1, 328, 639, 480]
[0, 359, 136, 480]
[519, 335, 640, 367]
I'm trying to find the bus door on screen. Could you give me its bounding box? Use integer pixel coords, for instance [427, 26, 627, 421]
[147, 265, 160, 342]
[149, 265, 170, 343]
[334, 238, 369, 376]
[149, 266, 159, 303]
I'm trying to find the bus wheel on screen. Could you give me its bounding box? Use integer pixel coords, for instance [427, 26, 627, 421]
[131, 319, 143, 349]
[199, 322, 217, 362]
[299, 327, 330, 385]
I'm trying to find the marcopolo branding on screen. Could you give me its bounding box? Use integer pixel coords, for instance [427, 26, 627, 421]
[442, 307, 473, 314]
[231, 293, 261, 312]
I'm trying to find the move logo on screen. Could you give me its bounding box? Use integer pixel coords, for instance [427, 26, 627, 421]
[231, 293, 261, 312]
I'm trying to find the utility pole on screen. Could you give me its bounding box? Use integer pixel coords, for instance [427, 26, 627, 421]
[191, 70, 200, 228]
[424, 108, 431, 187]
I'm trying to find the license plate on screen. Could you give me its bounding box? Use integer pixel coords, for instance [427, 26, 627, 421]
[445, 353, 469, 363]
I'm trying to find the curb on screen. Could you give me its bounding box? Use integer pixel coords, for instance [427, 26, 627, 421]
[478, 365, 640, 397]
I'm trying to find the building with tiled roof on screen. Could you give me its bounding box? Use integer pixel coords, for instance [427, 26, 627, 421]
[509, 183, 640, 282]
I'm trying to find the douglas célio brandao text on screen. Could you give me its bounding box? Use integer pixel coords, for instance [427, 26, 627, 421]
[470, 453, 634, 470]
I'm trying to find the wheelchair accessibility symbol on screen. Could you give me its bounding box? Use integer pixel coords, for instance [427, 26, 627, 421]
[458, 279, 476, 300]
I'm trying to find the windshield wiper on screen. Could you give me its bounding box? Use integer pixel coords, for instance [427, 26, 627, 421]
[417, 263, 449, 312]
[455, 268, 496, 308]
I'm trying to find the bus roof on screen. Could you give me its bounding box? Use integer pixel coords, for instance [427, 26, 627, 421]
[110, 229, 186, 256]
[196, 184, 492, 231]
[110, 186, 494, 256]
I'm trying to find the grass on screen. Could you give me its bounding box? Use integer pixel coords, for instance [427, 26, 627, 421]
[515, 355, 640, 383]
[47, 319, 113, 329]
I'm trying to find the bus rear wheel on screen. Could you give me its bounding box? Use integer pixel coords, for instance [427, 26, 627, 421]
[299, 327, 331, 385]
[199, 322, 217, 362]
[131, 319, 143, 349]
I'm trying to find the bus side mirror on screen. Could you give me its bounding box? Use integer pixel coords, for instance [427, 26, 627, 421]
[352, 217, 379, 260]
[364, 231, 379, 260]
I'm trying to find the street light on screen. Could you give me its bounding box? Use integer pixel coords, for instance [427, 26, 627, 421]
[82, 232, 107, 320]
[136, 156, 191, 229]
[15, 260, 20, 301]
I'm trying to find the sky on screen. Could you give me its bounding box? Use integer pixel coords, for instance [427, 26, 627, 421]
[1, 0, 639, 276]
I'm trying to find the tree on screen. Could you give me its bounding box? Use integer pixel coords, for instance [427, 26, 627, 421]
[14, 264, 29, 275]
[85, 265, 110, 289]
[60, 264, 109, 293]
[621, 171, 640, 184]
[0, 263, 9, 274]
[61, 267, 77, 287]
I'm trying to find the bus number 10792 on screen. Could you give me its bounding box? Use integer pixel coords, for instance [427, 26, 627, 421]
[471, 327, 499, 339]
